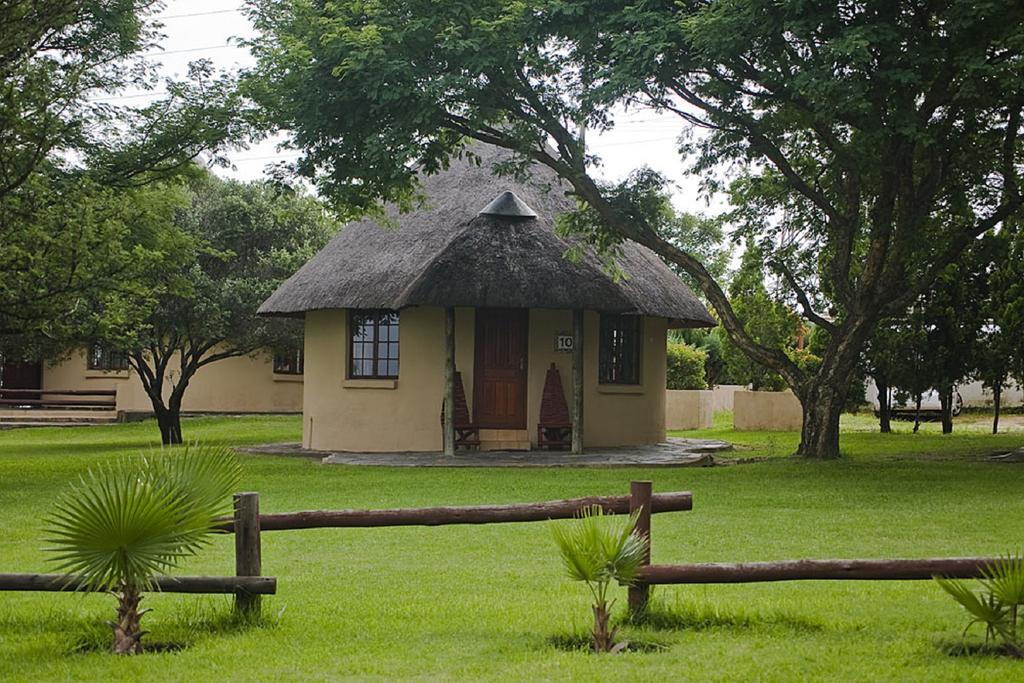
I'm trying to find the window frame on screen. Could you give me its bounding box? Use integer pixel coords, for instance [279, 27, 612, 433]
[273, 347, 304, 375]
[87, 344, 130, 372]
[597, 314, 642, 385]
[348, 309, 400, 380]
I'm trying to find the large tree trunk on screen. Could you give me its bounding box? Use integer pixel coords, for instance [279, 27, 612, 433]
[875, 375, 892, 433]
[913, 394, 923, 433]
[993, 383, 1002, 434]
[793, 320, 872, 459]
[939, 385, 954, 434]
[796, 380, 844, 459]
[155, 406, 183, 445]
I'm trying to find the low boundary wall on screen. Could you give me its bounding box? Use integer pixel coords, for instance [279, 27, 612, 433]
[733, 390, 803, 431]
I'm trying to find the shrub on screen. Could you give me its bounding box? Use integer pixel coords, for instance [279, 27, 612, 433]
[667, 342, 708, 390]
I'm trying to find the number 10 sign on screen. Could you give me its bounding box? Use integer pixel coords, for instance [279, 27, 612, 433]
[555, 333, 574, 353]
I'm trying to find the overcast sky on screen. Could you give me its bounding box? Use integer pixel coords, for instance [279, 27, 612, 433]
[143, 1, 728, 216]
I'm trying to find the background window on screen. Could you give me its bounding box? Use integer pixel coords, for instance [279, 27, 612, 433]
[349, 310, 400, 379]
[273, 348, 304, 375]
[88, 344, 129, 371]
[598, 314, 641, 384]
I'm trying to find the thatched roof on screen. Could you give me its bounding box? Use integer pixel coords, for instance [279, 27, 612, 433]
[259, 144, 715, 327]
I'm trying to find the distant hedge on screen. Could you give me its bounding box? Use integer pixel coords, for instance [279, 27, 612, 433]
[667, 342, 708, 390]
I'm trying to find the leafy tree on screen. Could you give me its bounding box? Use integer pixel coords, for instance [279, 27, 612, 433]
[244, 0, 1024, 458]
[977, 223, 1024, 434]
[551, 506, 648, 653]
[720, 244, 798, 391]
[666, 342, 707, 390]
[0, 1, 247, 340]
[0, 172, 193, 352]
[96, 174, 336, 444]
[862, 320, 915, 433]
[915, 245, 991, 434]
[45, 445, 241, 654]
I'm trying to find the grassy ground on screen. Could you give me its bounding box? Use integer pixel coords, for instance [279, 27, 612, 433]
[0, 414, 1022, 681]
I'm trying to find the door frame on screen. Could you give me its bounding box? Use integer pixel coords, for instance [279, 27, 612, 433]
[472, 308, 529, 430]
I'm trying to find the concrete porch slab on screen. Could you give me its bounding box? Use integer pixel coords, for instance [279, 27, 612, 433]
[239, 437, 732, 467]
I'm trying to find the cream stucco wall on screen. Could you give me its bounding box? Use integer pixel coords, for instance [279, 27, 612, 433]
[733, 390, 803, 431]
[302, 307, 668, 452]
[711, 384, 748, 412]
[666, 390, 714, 430]
[42, 349, 302, 414]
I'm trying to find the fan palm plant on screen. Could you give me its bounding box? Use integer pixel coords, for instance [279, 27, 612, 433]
[551, 505, 649, 653]
[44, 445, 241, 654]
[935, 552, 1024, 657]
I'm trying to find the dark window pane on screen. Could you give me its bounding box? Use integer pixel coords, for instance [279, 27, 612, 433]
[274, 347, 304, 375]
[598, 314, 641, 385]
[349, 309, 400, 379]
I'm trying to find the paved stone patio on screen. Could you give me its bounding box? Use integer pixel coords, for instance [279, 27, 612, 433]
[240, 437, 732, 467]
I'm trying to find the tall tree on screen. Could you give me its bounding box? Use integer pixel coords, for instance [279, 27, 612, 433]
[976, 222, 1024, 433]
[244, 0, 1023, 459]
[97, 174, 337, 444]
[0, 1, 247, 342]
[915, 246, 990, 434]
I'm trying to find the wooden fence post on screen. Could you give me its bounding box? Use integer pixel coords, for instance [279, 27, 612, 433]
[628, 480, 652, 618]
[234, 492, 262, 615]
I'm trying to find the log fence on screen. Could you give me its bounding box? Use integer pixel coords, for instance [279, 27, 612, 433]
[0, 480, 1001, 620]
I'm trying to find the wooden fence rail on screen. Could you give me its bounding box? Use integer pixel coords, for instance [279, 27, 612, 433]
[4, 481, 1002, 623]
[635, 557, 998, 586]
[212, 490, 692, 532]
[0, 573, 276, 594]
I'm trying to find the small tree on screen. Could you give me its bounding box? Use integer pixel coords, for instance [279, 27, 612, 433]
[45, 445, 241, 654]
[98, 173, 336, 444]
[551, 506, 648, 653]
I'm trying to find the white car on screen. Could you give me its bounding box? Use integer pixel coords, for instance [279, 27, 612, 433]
[872, 387, 963, 419]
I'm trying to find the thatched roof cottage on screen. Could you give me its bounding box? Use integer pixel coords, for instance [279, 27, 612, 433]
[260, 144, 714, 453]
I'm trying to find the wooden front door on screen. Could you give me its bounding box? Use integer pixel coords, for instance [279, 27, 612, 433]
[474, 308, 528, 429]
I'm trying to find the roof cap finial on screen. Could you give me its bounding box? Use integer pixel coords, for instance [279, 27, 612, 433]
[478, 190, 537, 218]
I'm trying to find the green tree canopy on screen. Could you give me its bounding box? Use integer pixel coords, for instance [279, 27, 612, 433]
[0, 1, 248, 344]
[243, 0, 1024, 458]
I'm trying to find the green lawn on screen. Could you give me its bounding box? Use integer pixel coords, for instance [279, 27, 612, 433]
[1, 414, 1022, 681]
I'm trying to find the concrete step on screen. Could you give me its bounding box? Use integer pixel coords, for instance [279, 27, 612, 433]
[478, 429, 531, 451]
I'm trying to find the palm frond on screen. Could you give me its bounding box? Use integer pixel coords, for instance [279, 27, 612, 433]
[935, 576, 1010, 637]
[981, 552, 1024, 608]
[550, 505, 650, 586]
[44, 445, 241, 592]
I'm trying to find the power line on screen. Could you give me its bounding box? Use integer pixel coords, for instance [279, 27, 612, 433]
[89, 91, 168, 102]
[161, 8, 242, 20]
[143, 43, 240, 57]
